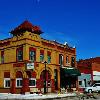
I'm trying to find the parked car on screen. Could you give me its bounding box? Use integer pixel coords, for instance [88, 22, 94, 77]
[84, 83, 100, 93]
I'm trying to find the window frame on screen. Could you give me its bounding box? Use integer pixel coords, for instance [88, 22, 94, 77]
[16, 78, 22, 87]
[17, 47, 23, 62]
[66, 56, 69, 64]
[71, 56, 75, 67]
[29, 50, 36, 62]
[4, 78, 10, 88]
[18, 50, 23, 61]
[47, 55, 51, 63]
[40, 53, 44, 62]
[29, 78, 36, 87]
[59, 54, 63, 65]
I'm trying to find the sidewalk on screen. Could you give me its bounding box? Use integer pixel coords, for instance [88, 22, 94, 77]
[0, 92, 99, 100]
[0, 92, 76, 99]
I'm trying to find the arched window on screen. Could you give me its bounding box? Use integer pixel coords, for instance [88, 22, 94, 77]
[71, 57, 75, 67]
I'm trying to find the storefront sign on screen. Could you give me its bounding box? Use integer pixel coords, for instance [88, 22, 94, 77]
[26, 63, 34, 69]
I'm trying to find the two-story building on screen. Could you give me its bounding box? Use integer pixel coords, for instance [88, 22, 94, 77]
[77, 57, 100, 92]
[0, 20, 80, 94]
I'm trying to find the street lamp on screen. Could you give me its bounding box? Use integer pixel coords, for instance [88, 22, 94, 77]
[44, 61, 47, 94]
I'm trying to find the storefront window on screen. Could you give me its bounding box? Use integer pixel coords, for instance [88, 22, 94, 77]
[4, 78, 10, 88]
[16, 78, 22, 87]
[29, 78, 36, 87]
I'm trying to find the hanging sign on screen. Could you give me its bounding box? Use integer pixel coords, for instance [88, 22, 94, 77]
[26, 63, 34, 69]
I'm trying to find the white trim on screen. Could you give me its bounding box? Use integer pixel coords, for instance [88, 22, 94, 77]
[29, 78, 36, 87]
[16, 78, 22, 87]
[4, 78, 10, 88]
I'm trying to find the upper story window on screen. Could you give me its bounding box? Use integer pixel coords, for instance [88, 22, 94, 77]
[1, 51, 4, 64]
[66, 56, 69, 64]
[29, 47, 36, 62]
[71, 56, 75, 67]
[40, 50, 44, 62]
[59, 54, 63, 66]
[17, 47, 23, 61]
[47, 51, 51, 63]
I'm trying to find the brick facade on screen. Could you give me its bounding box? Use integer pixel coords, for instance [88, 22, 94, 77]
[0, 21, 76, 94]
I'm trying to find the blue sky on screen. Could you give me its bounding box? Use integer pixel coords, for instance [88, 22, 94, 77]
[0, 0, 100, 60]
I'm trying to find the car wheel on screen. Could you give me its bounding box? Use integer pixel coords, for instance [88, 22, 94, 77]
[88, 89, 92, 93]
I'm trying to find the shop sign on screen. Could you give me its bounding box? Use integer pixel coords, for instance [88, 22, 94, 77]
[27, 63, 34, 69]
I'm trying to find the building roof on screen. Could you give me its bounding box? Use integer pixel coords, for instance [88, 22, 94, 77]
[10, 20, 43, 35]
[78, 57, 100, 64]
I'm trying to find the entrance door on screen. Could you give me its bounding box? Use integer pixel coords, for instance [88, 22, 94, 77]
[40, 70, 51, 93]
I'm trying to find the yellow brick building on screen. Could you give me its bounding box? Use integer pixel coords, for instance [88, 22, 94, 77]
[0, 21, 79, 94]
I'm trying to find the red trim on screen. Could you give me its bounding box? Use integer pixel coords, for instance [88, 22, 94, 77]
[21, 78, 30, 94]
[16, 71, 23, 78]
[26, 71, 31, 78]
[36, 79, 42, 90]
[26, 71, 36, 78]
[4, 72, 10, 78]
[13, 63, 24, 67]
[10, 79, 16, 94]
[51, 79, 55, 92]
[32, 71, 37, 78]
[0, 61, 61, 67]
[29, 47, 36, 51]
[40, 50, 44, 54]
[47, 51, 51, 56]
